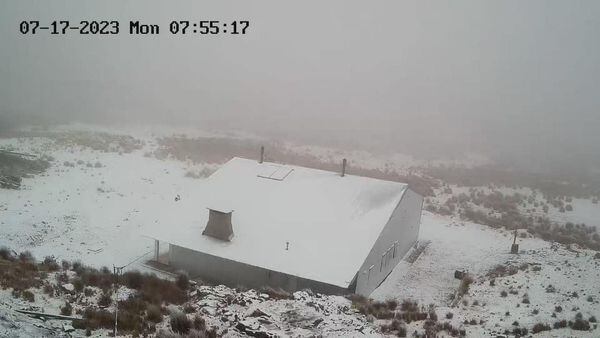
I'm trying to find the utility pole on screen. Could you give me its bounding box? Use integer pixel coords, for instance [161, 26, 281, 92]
[113, 265, 124, 337]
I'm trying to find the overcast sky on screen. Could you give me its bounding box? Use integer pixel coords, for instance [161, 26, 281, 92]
[1, 1, 599, 172]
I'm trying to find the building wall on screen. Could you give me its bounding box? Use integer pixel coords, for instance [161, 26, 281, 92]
[354, 188, 423, 296]
[168, 244, 347, 295]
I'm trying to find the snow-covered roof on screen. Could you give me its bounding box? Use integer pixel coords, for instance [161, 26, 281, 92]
[146, 157, 408, 288]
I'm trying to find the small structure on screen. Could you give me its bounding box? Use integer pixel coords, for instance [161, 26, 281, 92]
[511, 229, 519, 254]
[203, 208, 234, 241]
[147, 157, 423, 296]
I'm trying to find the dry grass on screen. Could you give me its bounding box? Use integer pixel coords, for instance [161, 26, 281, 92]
[0, 249, 202, 336]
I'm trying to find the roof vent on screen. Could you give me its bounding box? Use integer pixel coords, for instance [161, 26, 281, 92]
[203, 208, 234, 241]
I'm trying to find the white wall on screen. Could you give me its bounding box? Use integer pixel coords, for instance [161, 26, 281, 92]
[354, 188, 423, 296]
[169, 244, 347, 294]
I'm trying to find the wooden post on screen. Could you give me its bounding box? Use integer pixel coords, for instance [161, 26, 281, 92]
[260, 146, 264, 163]
[154, 240, 159, 261]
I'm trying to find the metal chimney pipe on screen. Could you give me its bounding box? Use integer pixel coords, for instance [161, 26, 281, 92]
[260, 146, 264, 163]
[341, 158, 347, 177]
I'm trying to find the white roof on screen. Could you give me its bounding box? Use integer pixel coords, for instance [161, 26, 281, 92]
[146, 157, 407, 288]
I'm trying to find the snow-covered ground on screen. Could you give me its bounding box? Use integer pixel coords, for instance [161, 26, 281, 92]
[374, 213, 600, 337]
[1, 125, 599, 337]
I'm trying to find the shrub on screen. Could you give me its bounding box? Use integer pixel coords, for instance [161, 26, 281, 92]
[123, 271, 144, 289]
[18, 251, 34, 263]
[73, 308, 113, 331]
[513, 327, 528, 336]
[42, 283, 54, 296]
[98, 292, 112, 307]
[386, 299, 398, 310]
[446, 312, 454, 319]
[572, 318, 590, 331]
[193, 314, 206, 331]
[118, 296, 148, 315]
[553, 320, 567, 329]
[396, 325, 407, 337]
[116, 310, 144, 332]
[399, 300, 418, 312]
[73, 278, 84, 293]
[589, 316, 597, 323]
[531, 323, 551, 333]
[0, 247, 15, 261]
[183, 303, 195, 313]
[555, 305, 562, 313]
[176, 274, 189, 290]
[170, 312, 191, 334]
[500, 290, 508, 297]
[84, 287, 95, 297]
[146, 305, 163, 323]
[61, 260, 71, 270]
[72, 260, 83, 272]
[21, 290, 35, 302]
[57, 272, 69, 284]
[532, 309, 539, 314]
[41, 256, 60, 271]
[458, 275, 474, 296]
[61, 302, 73, 316]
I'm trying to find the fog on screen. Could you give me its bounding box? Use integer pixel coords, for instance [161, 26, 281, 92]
[1, 1, 599, 173]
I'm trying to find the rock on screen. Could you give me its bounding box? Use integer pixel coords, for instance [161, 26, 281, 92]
[201, 307, 217, 316]
[454, 270, 466, 279]
[248, 309, 269, 318]
[61, 283, 74, 292]
[235, 319, 274, 338]
[62, 324, 75, 332]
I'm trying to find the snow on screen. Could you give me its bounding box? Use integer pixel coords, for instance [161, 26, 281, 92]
[1, 126, 599, 337]
[0, 136, 211, 269]
[146, 157, 409, 288]
[373, 212, 600, 337]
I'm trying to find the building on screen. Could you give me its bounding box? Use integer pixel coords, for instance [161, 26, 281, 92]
[146, 156, 422, 296]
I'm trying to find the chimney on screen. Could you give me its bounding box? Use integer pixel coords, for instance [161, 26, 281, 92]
[203, 209, 234, 241]
[259, 146, 264, 163]
[341, 158, 347, 177]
